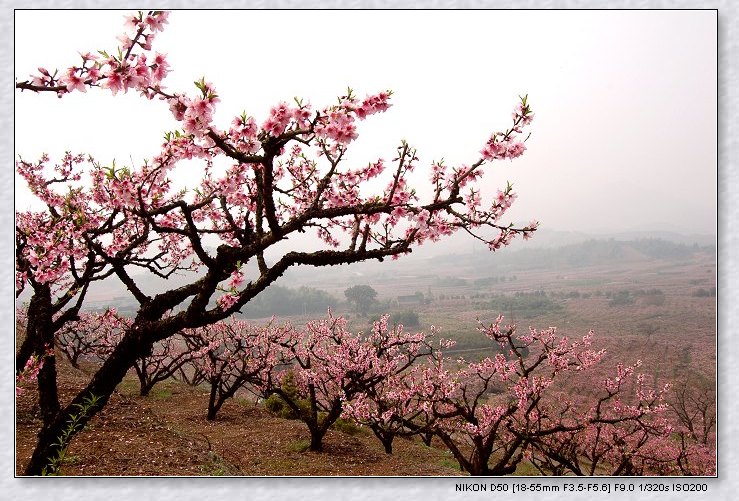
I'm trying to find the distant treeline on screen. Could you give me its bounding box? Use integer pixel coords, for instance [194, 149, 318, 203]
[474, 292, 564, 318]
[238, 285, 336, 318]
[369, 310, 420, 327]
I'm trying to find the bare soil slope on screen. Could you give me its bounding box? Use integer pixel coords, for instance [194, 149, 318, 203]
[16, 361, 460, 477]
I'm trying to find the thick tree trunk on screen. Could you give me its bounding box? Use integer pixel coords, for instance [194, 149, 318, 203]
[436, 431, 472, 474]
[17, 287, 60, 428]
[37, 353, 60, 426]
[371, 426, 394, 454]
[381, 437, 393, 454]
[15, 290, 46, 373]
[307, 400, 343, 452]
[23, 329, 152, 475]
[420, 431, 434, 447]
[206, 379, 220, 421]
[309, 427, 326, 452]
[134, 363, 150, 396]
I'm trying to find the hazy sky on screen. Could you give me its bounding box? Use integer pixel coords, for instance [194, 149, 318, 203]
[14, 10, 717, 235]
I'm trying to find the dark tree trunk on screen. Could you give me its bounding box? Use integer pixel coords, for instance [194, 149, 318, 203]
[437, 431, 473, 474]
[16, 287, 53, 371]
[23, 328, 153, 475]
[309, 427, 326, 452]
[381, 438, 393, 454]
[36, 353, 60, 426]
[207, 380, 246, 421]
[17, 286, 60, 428]
[307, 399, 343, 452]
[15, 289, 46, 374]
[421, 432, 433, 446]
[134, 363, 150, 396]
[206, 378, 220, 421]
[371, 426, 395, 454]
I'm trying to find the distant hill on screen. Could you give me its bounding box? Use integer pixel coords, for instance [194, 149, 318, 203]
[388, 227, 715, 258]
[434, 237, 714, 273]
[16, 230, 715, 309]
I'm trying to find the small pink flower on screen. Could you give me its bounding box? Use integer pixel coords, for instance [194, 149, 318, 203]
[217, 292, 239, 310]
[151, 53, 170, 82]
[228, 269, 245, 289]
[60, 68, 86, 93]
[116, 33, 134, 51]
[123, 14, 140, 31]
[145, 11, 170, 32]
[102, 70, 123, 95]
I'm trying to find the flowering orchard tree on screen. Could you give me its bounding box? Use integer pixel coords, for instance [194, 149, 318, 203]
[662, 378, 717, 475]
[16, 11, 536, 474]
[343, 369, 434, 454]
[54, 307, 195, 397]
[668, 378, 716, 449]
[265, 313, 434, 452]
[16, 154, 115, 427]
[341, 332, 449, 454]
[16, 10, 175, 412]
[403, 317, 675, 476]
[526, 362, 675, 476]
[130, 335, 199, 397]
[173, 352, 209, 388]
[59, 310, 194, 397]
[181, 320, 291, 420]
[55, 309, 128, 369]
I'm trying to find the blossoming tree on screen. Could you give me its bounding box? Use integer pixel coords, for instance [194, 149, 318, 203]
[55, 309, 128, 369]
[16, 154, 115, 427]
[410, 317, 675, 476]
[182, 319, 291, 420]
[16, 11, 536, 475]
[265, 313, 434, 451]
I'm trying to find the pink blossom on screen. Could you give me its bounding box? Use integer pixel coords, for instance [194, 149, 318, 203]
[60, 68, 86, 93]
[145, 11, 169, 32]
[217, 292, 239, 310]
[102, 70, 124, 95]
[228, 269, 245, 289]
[151, 52, 170, 82]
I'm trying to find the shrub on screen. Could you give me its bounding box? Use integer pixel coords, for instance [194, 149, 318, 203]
[369, 310, 420, 327]
[641, 294, 666, 306]
[331, 418, 364, 436]
[394, 310, 420, 327]
[263, 371, 311, 420]
[608, 290, 634, 306]
[693, 288, 716, 297]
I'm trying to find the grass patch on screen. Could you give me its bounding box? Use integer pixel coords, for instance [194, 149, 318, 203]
[115, 378, 139, 395]
[199, 451, 230, 476]
[512, 460, 539, 476]
[61, 455, 81, 467]
[331, 418, 365, 436]
[438, 452, 461, 471]
[150, 387, 173, 400]
[287, 439, 311, 453]
[235, 397, 254, 408]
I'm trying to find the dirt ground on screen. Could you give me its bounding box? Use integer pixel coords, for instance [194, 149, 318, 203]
[15, 361, 461, 477]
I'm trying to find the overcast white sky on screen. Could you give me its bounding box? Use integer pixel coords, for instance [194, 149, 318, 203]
[14, 9, 717, 235]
